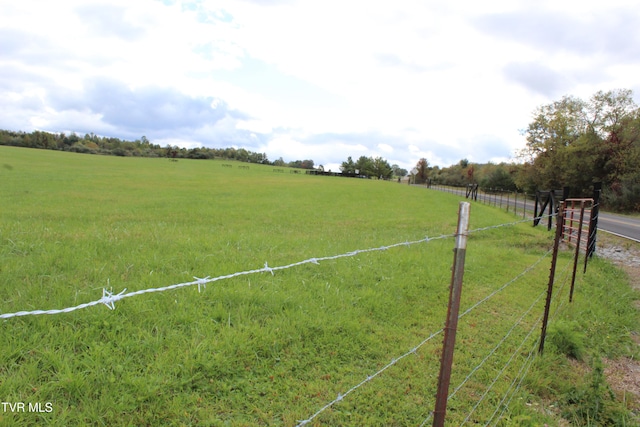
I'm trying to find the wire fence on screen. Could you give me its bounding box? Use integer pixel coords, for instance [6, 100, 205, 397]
[0, 215, 548, 321]
[1, 212, 570, 426]
[423, 183, 537, 220]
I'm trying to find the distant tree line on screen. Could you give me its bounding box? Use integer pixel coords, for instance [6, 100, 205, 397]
[339, 156, 406, 180]
[0, 129, 317, 169]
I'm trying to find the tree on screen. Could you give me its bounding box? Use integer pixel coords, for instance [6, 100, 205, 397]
[355, 156, 373, 177]
[340, 156, 356, 175]
[479, 166, 517, 192]
[517, 89, 640, 210]
[415, 158, 429, 183]
[371, 156, 393, 179]
[392, 164, 408, 178]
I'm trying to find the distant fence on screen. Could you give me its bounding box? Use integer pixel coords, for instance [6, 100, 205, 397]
[1, 207, 582, 426]
[424, 182, 534, 220]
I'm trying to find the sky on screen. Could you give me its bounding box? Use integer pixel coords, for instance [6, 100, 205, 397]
[1, 0, 639, 171]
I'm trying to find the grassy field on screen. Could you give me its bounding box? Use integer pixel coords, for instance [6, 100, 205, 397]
[1, 146, 638, 426]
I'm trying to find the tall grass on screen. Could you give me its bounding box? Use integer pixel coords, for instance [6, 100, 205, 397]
[1, 146, 637, 426]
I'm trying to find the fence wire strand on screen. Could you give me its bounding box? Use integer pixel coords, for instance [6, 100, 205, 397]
[458, 290, 546, 425]
[0, 233, 455, 320]
[1, 214, 565, 427]
[302, 240, 556, 426]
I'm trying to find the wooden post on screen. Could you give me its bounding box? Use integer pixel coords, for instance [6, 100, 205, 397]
[432, 202, 470, 427]
[539, 202, 565, 354]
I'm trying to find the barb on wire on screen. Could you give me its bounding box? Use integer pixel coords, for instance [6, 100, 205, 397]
[194, 276, 210, 293]
[0, 233, 452, 320]
[100, 288, 128, 310]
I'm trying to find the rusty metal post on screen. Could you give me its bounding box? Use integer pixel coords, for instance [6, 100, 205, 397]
[585, 182, 602, 272]
[547, 190, 555, 231]
[569, 201, 586, 302]
[432, 202, 470, 427]
[539, 202, 565, 354]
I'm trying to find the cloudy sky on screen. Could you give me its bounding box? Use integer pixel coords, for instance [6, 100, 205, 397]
[1, 0, 639, 170]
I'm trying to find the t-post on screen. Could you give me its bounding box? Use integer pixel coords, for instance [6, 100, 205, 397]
[432, 202, 470, 427]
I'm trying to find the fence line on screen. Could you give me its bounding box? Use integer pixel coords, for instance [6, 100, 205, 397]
[1, 213, 562, 425]
[485, 332, 542, 425]
[0, 214, 555, 321]
[482, 258, 575, 426]
[301, 243, 557, 426]
[458, 289, 546, 425]
[0, 234, 451, 320]
[297, 328, 445, 427]
[420, 258, 571, 426]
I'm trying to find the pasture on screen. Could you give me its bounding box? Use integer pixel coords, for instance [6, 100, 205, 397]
[1, 146, 638, 426]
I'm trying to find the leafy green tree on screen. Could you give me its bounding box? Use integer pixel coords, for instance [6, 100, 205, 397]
[371, 156, 393, 179]
[355, 156, 373, 177]
[517, 89, 640, 210]
[479, 166, 517, 192]
[340, 156, 356, 175]
[414, 158, 429, 183]
[392, 164, 408, 177]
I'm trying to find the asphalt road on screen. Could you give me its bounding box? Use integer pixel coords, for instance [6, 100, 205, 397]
[599, 213, 640, 243]
[417, 184, 640, 243]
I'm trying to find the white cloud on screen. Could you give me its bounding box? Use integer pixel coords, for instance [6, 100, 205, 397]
[377, 144, 394, 153]
[1, 0, 639, 170]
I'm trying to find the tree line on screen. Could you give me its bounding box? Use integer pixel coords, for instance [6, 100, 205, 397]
[340, 156, 407, 180]
[412, 89, 640, 212]
[0, 130, 322, 170]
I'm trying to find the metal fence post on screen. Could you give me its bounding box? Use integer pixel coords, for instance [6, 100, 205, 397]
[569, 201, 586, 302]
[539, 201, 565, 354]
[432, 202, 471, 427]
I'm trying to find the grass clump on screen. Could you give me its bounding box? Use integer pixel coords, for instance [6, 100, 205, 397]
[548, 320, 586, 361]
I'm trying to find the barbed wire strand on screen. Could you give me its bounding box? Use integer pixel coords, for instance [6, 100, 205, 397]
[417, 248, 557, 427]
[1, 214, 556, 321]
[474, 263, 571, 427]
[459, 292, 546, 425]
[0, 233, 454, 320]
[449, 288, 546, 405]
[295, 328, 444, 427]
[485, 331, 542, 426]
[300, 241, 556, 427]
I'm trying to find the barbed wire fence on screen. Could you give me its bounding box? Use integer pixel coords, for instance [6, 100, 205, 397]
[0, 210, 580, 426]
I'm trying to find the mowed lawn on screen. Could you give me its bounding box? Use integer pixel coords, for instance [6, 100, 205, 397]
[1, 146, 637, 426]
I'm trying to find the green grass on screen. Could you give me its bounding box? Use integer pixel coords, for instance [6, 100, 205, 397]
[1, 146, 638, 426]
